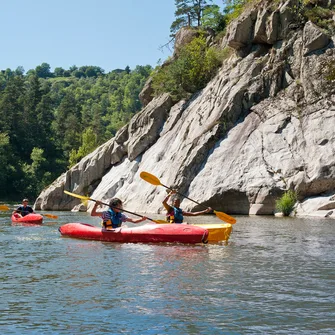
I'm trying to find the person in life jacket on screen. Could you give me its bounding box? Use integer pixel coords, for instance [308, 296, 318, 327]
[162, 190, 212, 224]
[13, 198, 34, 218]
[91, 198, 147, 230]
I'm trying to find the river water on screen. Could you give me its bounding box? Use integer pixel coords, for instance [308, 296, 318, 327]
[0, 210, 334, 335]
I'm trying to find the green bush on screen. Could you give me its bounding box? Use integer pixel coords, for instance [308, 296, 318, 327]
[276, 190, 298, 216]
[304, 6, 335, 33]
[151, 35, 224, 99]
[326, 59, 335, 81]
[224, 0, 250, 24]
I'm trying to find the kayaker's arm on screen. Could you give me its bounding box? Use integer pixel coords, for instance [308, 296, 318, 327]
[183, 207, 212, 217]
[12, 210, 22, 217]
[13, 206, 21, 213]
[91, 201, 102, 217]
[126, 216, 147, 224]
[12, 206, 25, 217]
[162, 190, 175, 212]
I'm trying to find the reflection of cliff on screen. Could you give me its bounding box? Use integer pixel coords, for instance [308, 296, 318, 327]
[138, 244, 235, 325]
[36, 0, 335, 218]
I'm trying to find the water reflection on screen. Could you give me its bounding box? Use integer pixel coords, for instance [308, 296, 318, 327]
[0, 212, 334, 334]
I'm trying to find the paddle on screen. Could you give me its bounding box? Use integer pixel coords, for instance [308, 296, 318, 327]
[0, 204, 58, 218]
[140, 171, 236, 224]
[41, 213, 59, 219]
[64, 190, 167, 224]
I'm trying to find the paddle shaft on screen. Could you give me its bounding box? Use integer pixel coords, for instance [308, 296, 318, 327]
[161, 182, 210, 209]
[14, 209, 58, 219]
[165, 187, 236, 223]
[0, 205, 55, 218]
[139, 171, 208, 209]
[64, 190, 163, 223]
[89, 198, 158, 223]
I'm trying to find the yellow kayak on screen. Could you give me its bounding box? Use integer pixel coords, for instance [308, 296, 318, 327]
[154, 221, 232, 242]
[193, 223, 232, 242]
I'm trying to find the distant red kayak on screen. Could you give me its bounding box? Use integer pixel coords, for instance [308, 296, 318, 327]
[59, 223, 209, 244]
[11, 213, 43, 224]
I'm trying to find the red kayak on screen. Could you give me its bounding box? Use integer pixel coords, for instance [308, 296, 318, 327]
[11, 213, 43, 224]
[59, 223, 209, 244]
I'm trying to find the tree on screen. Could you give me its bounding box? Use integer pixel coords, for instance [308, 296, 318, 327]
[223, 0, 248, 23]
[0, 75, 25, 154]
[0, 133, 12, 198]
[35, 63, 52, 78]
[20, 147, 51, 197]
[90, 103, 106, 144]
[202, 5, 226, 32]
[73, 69, 86, 78]
[53, 91, 82, 155]
[21, 75, 44, 157]
[36, 94, 57, 154]
[84, 66, 104, 77]
[104, 111, 132, 137]
[0, 76, 27, 199]
[170, 0, 216, 36]
[68, 128, 98, 167]
[4, 68, 14, 80]
[15, 66, 25, 76]
[54, 67, 65, 77]
[69, 65, 78, 73]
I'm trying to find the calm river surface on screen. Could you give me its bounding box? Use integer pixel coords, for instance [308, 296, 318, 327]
[0, 209, 334, 335]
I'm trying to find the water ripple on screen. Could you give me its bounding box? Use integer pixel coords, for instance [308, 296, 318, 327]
[0, 213, 334, 334]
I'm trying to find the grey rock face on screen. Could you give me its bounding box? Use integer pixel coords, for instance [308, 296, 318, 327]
[36, 1, 335, 218]
[139, 77, 154, 107]
[303, 21, 331, 56]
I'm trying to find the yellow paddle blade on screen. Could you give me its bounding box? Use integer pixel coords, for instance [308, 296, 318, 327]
[64, 190, 90, 201]
[0, 205, 10, 211]
[64, 190, 95, 207]
[80, 199, 89, 207]
[214, 210, 236, 224]
[140, 171, 162, 186]
[43, 213, 58, 219]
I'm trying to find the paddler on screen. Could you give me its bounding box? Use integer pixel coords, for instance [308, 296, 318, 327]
[91, 198, 147, 230]
[163, 190, 212, 223]
[12, 198, 34, 218]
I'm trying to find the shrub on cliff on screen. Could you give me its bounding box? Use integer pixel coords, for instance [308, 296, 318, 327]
[151, 35, 224, 99]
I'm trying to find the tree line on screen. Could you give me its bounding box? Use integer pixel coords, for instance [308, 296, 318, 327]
[0, 64, 152, 200]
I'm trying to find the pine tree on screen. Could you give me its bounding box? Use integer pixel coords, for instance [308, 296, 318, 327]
[170, 0, 215, 36]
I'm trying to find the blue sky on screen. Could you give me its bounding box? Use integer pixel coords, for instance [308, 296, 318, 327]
[0, 0, 224, 74]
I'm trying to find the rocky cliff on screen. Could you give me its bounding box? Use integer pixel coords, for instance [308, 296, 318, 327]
[35, 0, 335, 218]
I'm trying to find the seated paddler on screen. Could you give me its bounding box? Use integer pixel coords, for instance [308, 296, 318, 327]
[162, 190, 212, 223]
[91, 198, 147, 230]
[12, 198, 34, 218]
